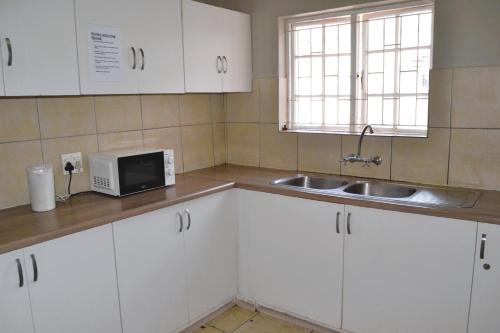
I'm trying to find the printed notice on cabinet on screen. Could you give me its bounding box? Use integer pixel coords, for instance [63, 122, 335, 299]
[88, 25, 123, 81]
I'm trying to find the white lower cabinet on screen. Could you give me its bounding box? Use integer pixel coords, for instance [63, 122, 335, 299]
[113, 190, 237, 333]
[238, 190, 344, 329]
[342, 205, 476, 333]
[0, 250, 34, 333]
[26, 224, 122, 333]
[468, 222, 500, 333]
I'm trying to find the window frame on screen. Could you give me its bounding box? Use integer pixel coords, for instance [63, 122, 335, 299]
[280, 0, 434, 137]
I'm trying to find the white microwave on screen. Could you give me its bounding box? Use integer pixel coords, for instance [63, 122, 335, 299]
[88, 148, 175, 197]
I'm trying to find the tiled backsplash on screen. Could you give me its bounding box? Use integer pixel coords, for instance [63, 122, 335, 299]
[0, 94, 225, 209]
[1, 65, 499, 209]
[226, 66, 500, 192]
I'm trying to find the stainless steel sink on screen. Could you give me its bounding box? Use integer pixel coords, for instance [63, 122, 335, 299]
[271, 175, 348, 190]
[270, 175, 481, 208]
[343, 182, 417, 198]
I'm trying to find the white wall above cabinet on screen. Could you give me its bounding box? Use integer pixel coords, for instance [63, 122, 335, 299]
[75, 0, 185, 95]
[183, 0, 252, 93]
[0, 0, 80, 96]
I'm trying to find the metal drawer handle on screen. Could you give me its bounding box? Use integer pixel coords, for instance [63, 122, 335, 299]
[216, 56, 222, 73]
[30, 254, 38, 282]
[336, 212, 340, 234]
[176, 212, 183, 233]
[480, 234, 487, 260]
[6, 38, 12, 66]
[16, 258, 23, 288]
[185, 209, 192, 230]
[139, 48, 145, 70]
[222, 56, 228, 73]
[131, 47, 136, 70]
[347, 212, 352, 235]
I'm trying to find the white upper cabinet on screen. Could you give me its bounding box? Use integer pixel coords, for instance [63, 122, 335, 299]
[239, 190, 344, 329]
[0, 42, 4, 96]
[75, 0, 184, 95]
[0, 250, 34, 333]
[26, 225, 122, 333]
[183, 0, 252, 93]
[468, 222, 500, 333]
[113, 205, 190, 333]
[342, 205, 476, 333]
[0, 0, 80, 96]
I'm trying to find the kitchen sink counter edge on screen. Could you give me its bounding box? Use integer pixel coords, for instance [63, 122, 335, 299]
[2, 164, 500, 254]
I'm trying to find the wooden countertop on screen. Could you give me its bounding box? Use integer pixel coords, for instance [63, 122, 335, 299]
[1, 164, 500, 254]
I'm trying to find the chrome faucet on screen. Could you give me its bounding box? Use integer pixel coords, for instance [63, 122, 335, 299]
[342, 125, 382, 166]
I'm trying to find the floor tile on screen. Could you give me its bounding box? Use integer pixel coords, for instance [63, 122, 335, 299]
[208, 306, 257, 332]
[233, 313, 310, 333]
[193, 326, 224, 333]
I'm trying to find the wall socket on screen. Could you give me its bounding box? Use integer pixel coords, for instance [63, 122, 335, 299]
[61, 152, 83, 175]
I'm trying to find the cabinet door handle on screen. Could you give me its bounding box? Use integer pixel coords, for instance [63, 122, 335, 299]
[176, 212, 183, 233]
[222, 56, 228, 73]
[480, 233, 487, 260]
[30, 254, 38, 282]
[216, 56, 222, 73]
[336, 212, 340, 234]
[346, 212, 352, 235]
[131, 47, 137, 70]
[139, 48, 145, 70]
[185, 209, 192, 230]
[6, 38, 12, 66]
[16, 258, 23, 288]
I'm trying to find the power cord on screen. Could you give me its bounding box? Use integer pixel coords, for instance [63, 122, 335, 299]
[56, 162, 75, 203]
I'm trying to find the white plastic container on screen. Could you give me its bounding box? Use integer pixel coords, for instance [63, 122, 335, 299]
[27, 164, 56, 212]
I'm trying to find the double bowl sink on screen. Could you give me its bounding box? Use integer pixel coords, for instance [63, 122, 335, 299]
[271, 175, 480, 208]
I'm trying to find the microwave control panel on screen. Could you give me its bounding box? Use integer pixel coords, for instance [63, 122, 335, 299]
[164, 149, 175, 186]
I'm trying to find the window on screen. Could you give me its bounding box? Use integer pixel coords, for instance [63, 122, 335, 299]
[282, 1, 433, 137]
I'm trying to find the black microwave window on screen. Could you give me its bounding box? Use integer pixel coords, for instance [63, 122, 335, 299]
[118, 152, 165, 195]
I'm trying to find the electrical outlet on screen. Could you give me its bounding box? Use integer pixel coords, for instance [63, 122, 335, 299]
[61, 152, 83, 175]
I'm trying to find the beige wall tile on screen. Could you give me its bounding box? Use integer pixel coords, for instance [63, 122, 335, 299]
[428, 69, 452, 127]
[260, 124, 297, 170]
[180, 94, 211, 125]
[141, 95, 180, 129]
[210, 94, 225, 123]
[226, 80, 260, 123]
[341, 135, 391, 179]
[181, 124, 214, 172]
[298, 133, 341, 174]
[42, 135, 98, 196]
[0, 98, 39, 143]
[259, 78, 279, 123]
[391, 128, 450, 185]
[0, 140, 43, 209]
[143, 127, 183, 173]
[38, 96, 96, 139]
[449, 129, 500, 189]
[213, 123, 226, 165]
[95, 95, 142, 133]
[452, 66, 500, 128]
[227, 123, 260, 167]
[98, 131, 143, 151]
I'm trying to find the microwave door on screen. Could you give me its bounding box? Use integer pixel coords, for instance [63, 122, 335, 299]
[117, 152, 165, 196]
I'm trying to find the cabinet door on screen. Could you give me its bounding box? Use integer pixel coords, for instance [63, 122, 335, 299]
[0, 250, 34, 333]
[0, 0, 79, 96]
[136, 0, 185, 93]
[75, 0, 139, 94]
[240, 190, 344, 329]
[184, 190, 237, 321]
[469, 223, 500, 333]
[343, 206, 476, 333]
[182, 0, 223, 93]
[26, 225, 121, 333]
[0, 39, 4, 96]
[220, 9, 252, 92]
[113, 205, 190, 333]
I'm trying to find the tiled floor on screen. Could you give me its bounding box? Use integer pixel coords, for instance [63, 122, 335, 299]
[193, 306, 315, 333]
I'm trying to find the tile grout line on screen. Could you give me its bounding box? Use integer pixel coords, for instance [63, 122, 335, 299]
[35, 97, 45, 163]
[446, 68, 454, 186]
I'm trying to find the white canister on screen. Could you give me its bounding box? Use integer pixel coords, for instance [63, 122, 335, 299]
[26, 164, 56, 212]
